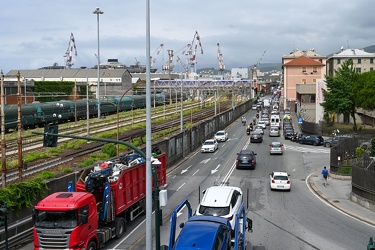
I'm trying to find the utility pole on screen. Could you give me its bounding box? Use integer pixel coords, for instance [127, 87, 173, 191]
[1, 71, 7, 188]
[17, 72, 23, 182]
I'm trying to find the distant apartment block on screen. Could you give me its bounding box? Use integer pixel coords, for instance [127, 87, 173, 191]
[327, 48, 375, 76]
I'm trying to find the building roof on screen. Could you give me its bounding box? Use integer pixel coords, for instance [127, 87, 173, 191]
[283, 49, 326, 59]
[283, 56, 325, 66]
[6, 68, 129, 78]
[328, 48, 375, 59]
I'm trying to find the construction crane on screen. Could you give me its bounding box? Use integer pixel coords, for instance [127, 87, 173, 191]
[217, 43, 225, 72]
[63, 33, 77, 68]
[187, 31, 203, 74]
[151, 44, 164, 67]
[176, 55, 189, 73]
[162, 44, 190, 72]
[253, 50, 266, 71]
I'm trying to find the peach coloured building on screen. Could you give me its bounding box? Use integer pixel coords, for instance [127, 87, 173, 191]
[282, 50, 326, 112]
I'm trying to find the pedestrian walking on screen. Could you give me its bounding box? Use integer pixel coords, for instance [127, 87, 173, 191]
[322, 166, 329, 186]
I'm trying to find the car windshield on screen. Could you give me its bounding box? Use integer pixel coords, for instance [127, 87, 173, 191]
[216, 132, 224, 136]
[204, 141, 214, 145]
[271, 143, 281, 147]
[198, 205, 230, 216]
[239, 153, 252, 159]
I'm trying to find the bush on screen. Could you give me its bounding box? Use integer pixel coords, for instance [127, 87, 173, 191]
[102, 143, 117, 158]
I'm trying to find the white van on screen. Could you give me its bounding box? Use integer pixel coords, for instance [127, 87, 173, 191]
[270, 115, 280, 128]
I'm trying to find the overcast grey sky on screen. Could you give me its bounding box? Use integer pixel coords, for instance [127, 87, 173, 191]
[1, 0, 374, 74]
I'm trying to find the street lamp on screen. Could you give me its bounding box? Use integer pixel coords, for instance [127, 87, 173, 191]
[93, 7, 103, 118]
[151, 157, 162, 250]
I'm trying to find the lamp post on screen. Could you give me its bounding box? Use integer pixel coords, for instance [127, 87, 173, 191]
[86, 77, 90, 137]
[93, 7, 103, 118]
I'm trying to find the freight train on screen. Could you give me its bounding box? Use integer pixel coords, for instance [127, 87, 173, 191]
[0, 94, 165, 132]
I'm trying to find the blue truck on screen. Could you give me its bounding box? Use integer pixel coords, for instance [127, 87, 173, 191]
[163, 199, 252, 250]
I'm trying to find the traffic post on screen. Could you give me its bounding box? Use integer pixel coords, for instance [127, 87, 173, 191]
[43, 125, 58, 147]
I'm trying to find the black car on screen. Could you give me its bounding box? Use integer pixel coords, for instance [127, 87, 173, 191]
[284, 128, 295, 140]
[236, 150, 257, 169]
[299, 135, 324, 146]
[250, 132, 263, 143]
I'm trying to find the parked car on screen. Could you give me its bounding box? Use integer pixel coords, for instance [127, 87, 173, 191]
[252, 104, 258, 110]
[299, 135, 324, 146]
[250, 132, 263, 143]
[214, 130, 228, 142]
[236, 150, 257, 169]
[283, 128, 295, 140]
[270, 142, 283, 155]
[201, 139, 219, 153]
[269, 126, 280, 137]
[196, 186, 243, 230]
[270, 171, 291, 191]
[323, 135, 351, 147]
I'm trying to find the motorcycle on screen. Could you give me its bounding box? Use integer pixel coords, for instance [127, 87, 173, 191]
[256, 113, 259, 118]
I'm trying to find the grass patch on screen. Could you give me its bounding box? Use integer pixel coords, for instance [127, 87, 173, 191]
[37, 171, 56, 179]
[335, 166, 352, 175]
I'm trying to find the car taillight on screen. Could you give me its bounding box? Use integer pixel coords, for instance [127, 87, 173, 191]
[236, 158, 238, 164]
[287, 180, 290, 184]
[270, 146, 272, 150]
[272, 180, 275, 183]
[227, 215, 233, 221]
[252, 159, 255, 164]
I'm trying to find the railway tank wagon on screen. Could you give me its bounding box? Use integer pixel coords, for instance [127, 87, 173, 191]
[1, 104, 39, 132]
[30, 101, 72, 126]
[113, 96, 134, 112]
[99, 98, 117, 117]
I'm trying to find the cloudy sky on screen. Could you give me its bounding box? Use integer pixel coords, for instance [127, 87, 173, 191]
[1, 0, 374, 74]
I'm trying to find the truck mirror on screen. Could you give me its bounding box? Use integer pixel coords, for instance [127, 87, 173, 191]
[246, 218, 253, 232]
[160, 245, 169, 250]
[32, 209, 36, 224]
[80, 214, 88, 224]
[179, 222, 185, 229]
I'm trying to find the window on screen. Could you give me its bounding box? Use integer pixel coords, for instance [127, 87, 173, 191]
[302, 79, 307, 84]
[358, 58, 362, 64]
[370, 68, 374, 72]
[370, 58, 374, 64]
[313, 66, 317, 73]
[337, 59, 341, 64]
[313, 79, 317, 83]
[302, 67, 306, 73]
[356, 68, 362, 73]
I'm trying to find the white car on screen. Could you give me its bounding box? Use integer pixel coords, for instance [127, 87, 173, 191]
[201, 139, 218, 153]
[196, 186, 243, 230]
[254, 126, 264, 135]
[270, 171, 291, 191]
[214, 130, 228, 142]
[257, 121, 267, 129]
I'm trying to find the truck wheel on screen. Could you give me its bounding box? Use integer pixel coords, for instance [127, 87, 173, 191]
[87, 241, 97, 250]
[115, 217, 126, 239]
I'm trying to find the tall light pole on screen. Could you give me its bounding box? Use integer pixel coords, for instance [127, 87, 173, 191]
[93, 7, 103, 118]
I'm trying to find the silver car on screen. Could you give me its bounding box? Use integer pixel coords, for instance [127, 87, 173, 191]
[270, 142, 283, 155]
[269, 126, 280, 137]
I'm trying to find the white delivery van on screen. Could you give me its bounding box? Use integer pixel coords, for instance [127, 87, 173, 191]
[270, 115, 280, 128]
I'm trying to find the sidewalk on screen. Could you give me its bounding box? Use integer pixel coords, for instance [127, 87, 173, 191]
[308, 172, 375, 226]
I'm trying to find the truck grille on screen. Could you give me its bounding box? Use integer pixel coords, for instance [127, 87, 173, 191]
[36, 229, 71, 249]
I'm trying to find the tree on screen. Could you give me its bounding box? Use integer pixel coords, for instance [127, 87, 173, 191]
[353, 70, 375, 110]
[321, 60, 358, 132]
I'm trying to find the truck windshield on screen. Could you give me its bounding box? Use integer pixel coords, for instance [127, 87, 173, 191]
[35, 210, 78, 229]
[198, 205, 230, 217]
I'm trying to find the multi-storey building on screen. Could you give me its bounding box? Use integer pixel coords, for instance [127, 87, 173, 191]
[282, 49, 326, 113]
[327, 48, 375, 76]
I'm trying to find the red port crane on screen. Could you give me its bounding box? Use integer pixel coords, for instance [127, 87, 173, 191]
[187, 31, 203, 74]
[217, 43, 225, 72]
[63, 32, 77, 68]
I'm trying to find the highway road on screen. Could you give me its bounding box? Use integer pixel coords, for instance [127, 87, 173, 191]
[103, 108, 375, 250]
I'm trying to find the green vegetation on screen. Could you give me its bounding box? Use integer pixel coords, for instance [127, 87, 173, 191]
[0, 178, 47, 210]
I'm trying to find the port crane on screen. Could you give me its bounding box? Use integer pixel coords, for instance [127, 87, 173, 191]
[217, 43, 225, 73]
[162, 44, 190, 72]
[151, 44, 164, 67]
[187, 31, 203, 74]
[252, 50, 266, 80]
[63, 32, 77, 68]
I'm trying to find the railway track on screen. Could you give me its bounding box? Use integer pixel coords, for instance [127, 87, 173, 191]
[1, 100, 232, 185]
